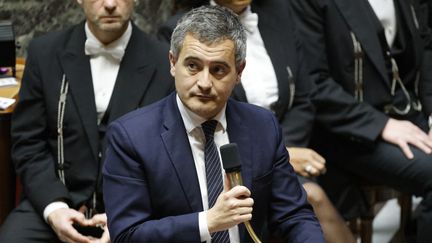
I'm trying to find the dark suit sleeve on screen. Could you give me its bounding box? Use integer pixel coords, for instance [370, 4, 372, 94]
[416, 0, 432, 115]
[280, 36, 315, 147]
[289, 0, 389, 143]
[11, 39, 70, 215]
[420, 49, 432, 116]
[267, 114, 324, 242]
[103, 121, 201, 243]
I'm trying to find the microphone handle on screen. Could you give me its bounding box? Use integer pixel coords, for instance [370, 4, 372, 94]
[227, 172, 262, 243]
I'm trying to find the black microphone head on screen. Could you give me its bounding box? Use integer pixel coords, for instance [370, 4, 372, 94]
[220, 143, 242, 173]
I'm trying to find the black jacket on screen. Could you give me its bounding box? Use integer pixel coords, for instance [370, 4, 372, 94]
[12, 22, 174, 215]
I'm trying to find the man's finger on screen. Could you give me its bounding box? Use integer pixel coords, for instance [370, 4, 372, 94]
[73, 213, 92, 227]
[308, 167, 320, 177]
[226, 185, 251, 198]
[422, 136, 432, 149]
[233, 197, 254, 208]
[235, 205, 254, 215]
[88, 213, 107, 226]
[100, 226, 110, 243]
[410, 137, 432, 155]
[311, 152, 326, 164]
[310, 160, 325, 172]
[62, 225, 90, 243]
[299, 170, 310, 178]
[413, 129, 432, 148]
[399, 142, 414, 159]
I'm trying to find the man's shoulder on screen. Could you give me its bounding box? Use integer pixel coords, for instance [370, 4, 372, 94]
[227, 99, 277, 124]
[29, 23, 82, 49]
[114, 93, 172, 127]
[229, 99, 274, 116]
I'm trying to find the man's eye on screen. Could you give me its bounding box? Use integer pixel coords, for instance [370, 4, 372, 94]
[212, 66, 227, 75]
[187, 63, 198, 71]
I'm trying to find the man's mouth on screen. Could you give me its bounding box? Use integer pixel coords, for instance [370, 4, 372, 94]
[195, 94, 214, 100]
[100, 16, 120, 22]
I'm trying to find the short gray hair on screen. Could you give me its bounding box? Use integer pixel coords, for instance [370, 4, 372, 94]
[170, 5, 246, 68]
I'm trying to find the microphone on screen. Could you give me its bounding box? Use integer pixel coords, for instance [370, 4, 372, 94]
[220, 143, 261, 243]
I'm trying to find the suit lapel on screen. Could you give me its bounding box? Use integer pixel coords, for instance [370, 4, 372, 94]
[58, 23, 99, 160]
[333, 0, 389, 85]
[226, 100, 253, 242]
[160, 97, 255, 239]
[107, 25, 157, 123]
[160, 94, 203, 212]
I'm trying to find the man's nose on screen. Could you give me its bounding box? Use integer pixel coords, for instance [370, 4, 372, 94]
[197, 70, 212, 90]
[104, 0, 117, 13]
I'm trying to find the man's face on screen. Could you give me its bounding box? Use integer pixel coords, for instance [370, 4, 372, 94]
[215, 0, 252, 14]
[170, 34, 245, 119]
[77, 0, 134, 36]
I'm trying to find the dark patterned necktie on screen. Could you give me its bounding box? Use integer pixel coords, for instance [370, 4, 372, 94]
[201, 120, 230, 243]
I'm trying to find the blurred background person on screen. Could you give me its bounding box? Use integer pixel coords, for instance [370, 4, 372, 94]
[0, 0, 173, 242]
[290, 0, 432, 241]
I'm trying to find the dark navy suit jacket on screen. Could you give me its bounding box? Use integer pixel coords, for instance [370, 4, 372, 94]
[103, 93, 324, 243]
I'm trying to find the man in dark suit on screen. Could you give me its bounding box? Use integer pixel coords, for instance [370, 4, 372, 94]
[103, 5, 324, 243]
[158, 1, 355, 242]
[291, 0, 432, 241]
[0, 0, 173, 242]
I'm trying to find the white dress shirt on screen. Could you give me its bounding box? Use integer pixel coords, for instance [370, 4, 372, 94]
[368, 0, 397, 47]
[211, 1, 279, 110]
[238, 6, 279, 110]
[85, 21, 132, 124]
[176, 95, 240, 243]
[43, 22, 132, 222]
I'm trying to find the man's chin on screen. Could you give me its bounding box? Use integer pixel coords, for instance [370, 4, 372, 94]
[189, 104, 220, 119]
[98, 22, 125, 32]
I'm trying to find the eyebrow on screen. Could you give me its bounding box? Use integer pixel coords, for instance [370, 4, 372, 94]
[183, 56, 202, 63]
[183, 56, 230, 69]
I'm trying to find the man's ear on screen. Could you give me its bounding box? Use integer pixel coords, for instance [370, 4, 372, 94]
[168, 52, 176, 77]
[235, 61, 246, 84]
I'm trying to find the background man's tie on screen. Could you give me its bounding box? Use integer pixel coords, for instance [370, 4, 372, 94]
[202, 120, 230, 243]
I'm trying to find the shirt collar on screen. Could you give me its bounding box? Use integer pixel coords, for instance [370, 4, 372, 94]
[176, 94, 227, 134]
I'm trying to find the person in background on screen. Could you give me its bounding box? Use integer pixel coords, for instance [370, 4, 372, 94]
[0, 0, 173, 242]
[103, 5, 324, 243]
[290, 0, 432, 241]
[158, 1, 356, 242]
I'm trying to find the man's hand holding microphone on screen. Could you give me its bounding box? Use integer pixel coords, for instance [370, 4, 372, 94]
[207, 143, 261, 243]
